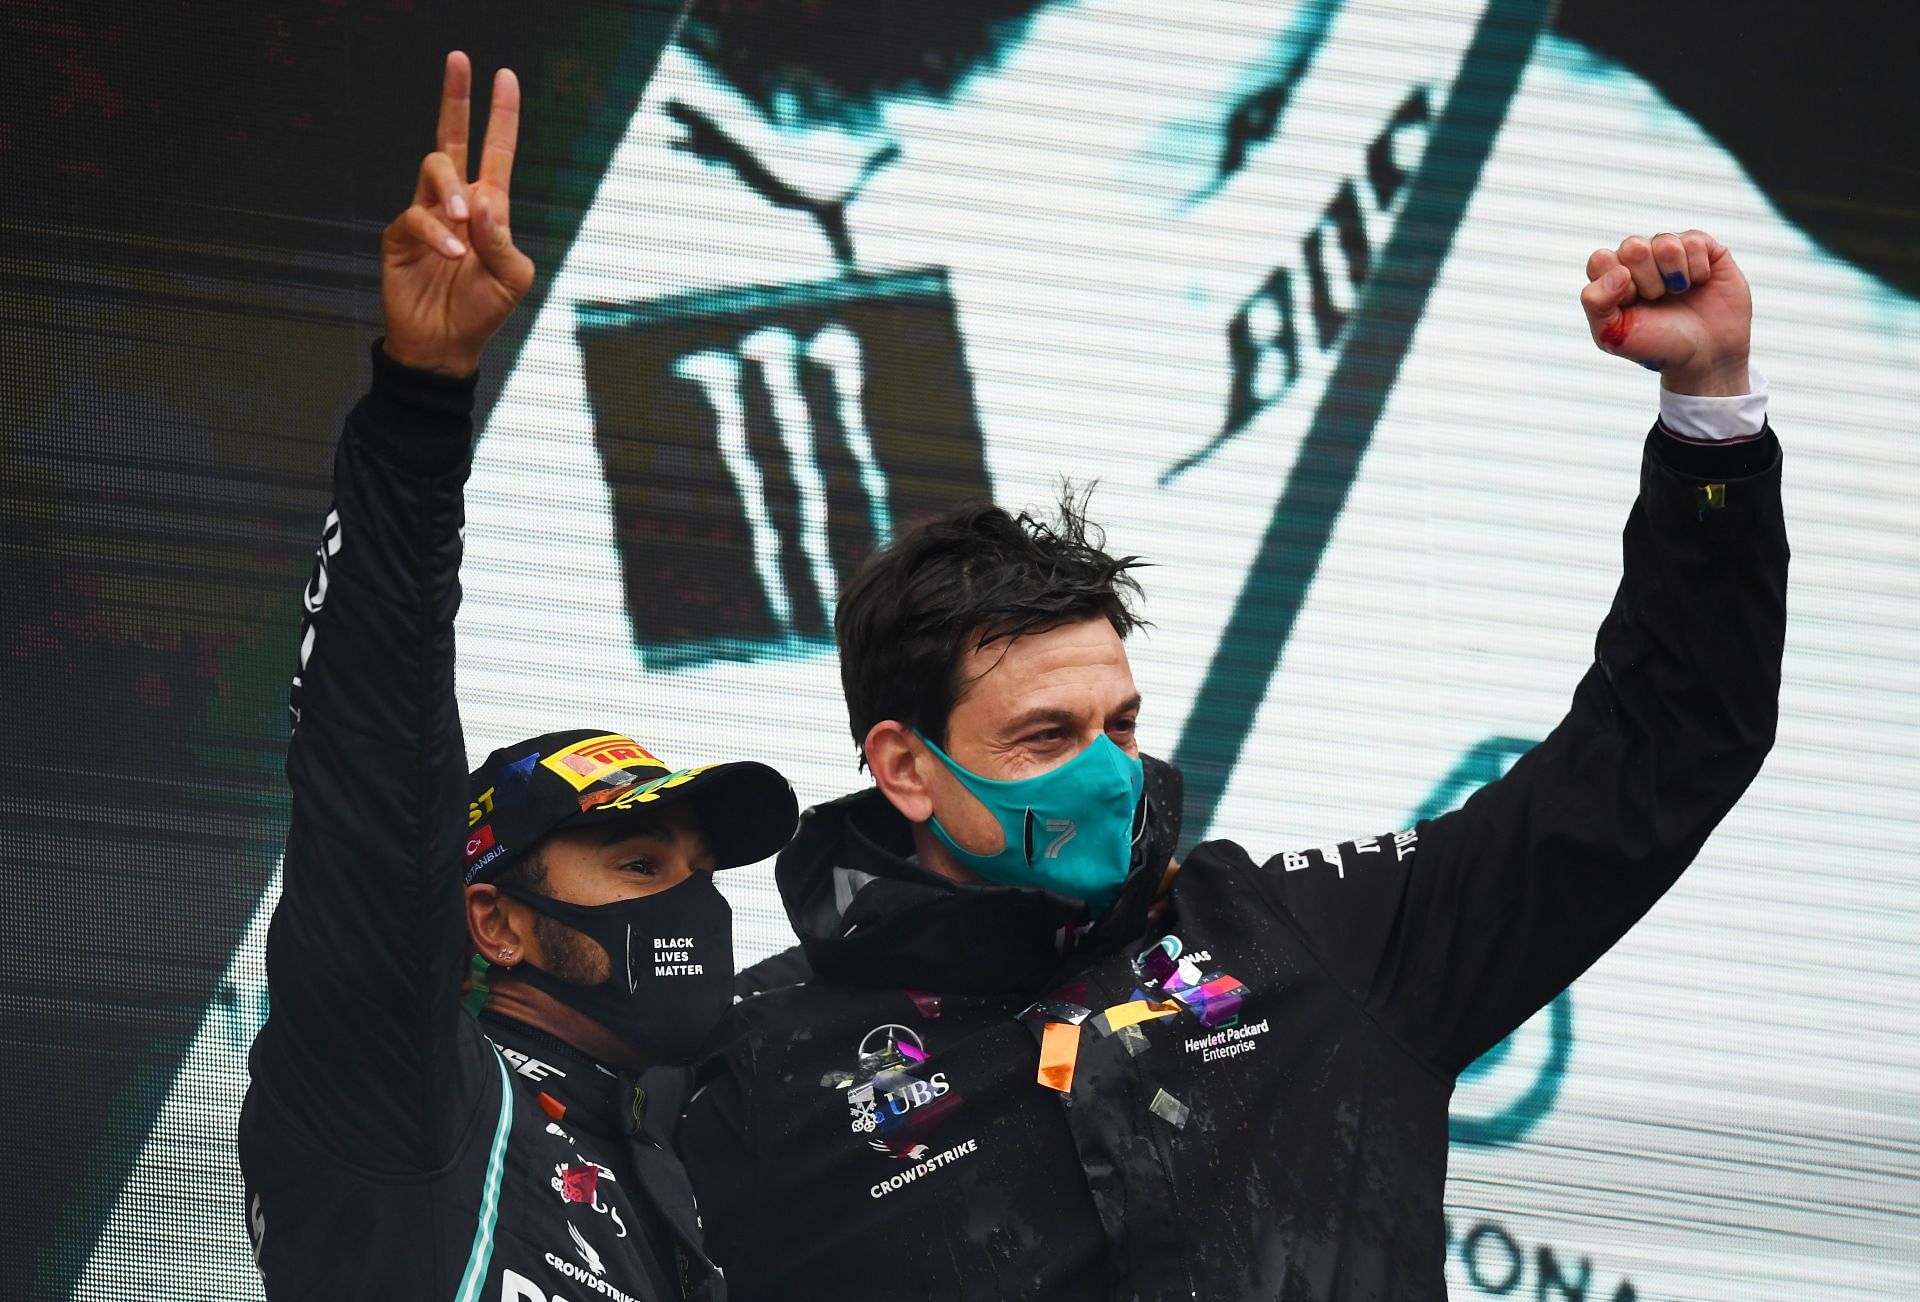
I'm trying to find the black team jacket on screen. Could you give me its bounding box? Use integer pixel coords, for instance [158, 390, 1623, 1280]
[239, 347, 722, 1302]
[679, 425, 1788, 1300]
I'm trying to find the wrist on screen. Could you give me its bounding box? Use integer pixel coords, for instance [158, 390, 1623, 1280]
[369, 338, 480, 412]
[379, 336, 481, 380]
[1659, 363, 1767, 444]
[1661, 354, 1750, 398]
[357, 339, 479, 474]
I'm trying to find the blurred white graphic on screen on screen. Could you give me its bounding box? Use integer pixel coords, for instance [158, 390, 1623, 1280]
[82, 2, 1919, 1298]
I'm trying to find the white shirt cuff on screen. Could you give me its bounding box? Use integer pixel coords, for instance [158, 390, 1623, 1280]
[1659, 365, 1769, 443]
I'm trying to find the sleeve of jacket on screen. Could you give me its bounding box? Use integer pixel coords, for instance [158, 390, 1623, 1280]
[679, 1026, 769, 1292]
[1248, 426, 1788, 1077]
[247, 343, 498, 1171]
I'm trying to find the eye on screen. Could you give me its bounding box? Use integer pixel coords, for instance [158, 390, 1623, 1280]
[620, 857, 664, 877]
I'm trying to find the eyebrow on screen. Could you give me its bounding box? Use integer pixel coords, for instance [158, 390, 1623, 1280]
[1004, 694, 1143, 735]
[600, 819, 677, 848]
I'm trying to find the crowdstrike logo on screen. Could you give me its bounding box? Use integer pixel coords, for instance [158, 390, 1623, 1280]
[515, 1254, 643, 1302]
[868, 1137, 980, 1201]
[567, 1220, 605, 1275]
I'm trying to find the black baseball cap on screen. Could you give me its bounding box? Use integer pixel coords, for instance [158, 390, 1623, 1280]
[463, 728, 798, 884]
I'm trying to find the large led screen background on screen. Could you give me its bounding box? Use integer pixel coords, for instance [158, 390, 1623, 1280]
[5, 2, 1916, 1298]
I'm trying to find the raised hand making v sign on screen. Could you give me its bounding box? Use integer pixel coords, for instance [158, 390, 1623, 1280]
[380, 52, 536, 378]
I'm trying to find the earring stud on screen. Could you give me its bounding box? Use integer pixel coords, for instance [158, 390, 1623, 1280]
[497, 948, 511, 961]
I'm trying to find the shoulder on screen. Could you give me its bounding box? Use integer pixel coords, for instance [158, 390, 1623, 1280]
[703, 980, 896, 1079]
[1183, 828, 1420, 885]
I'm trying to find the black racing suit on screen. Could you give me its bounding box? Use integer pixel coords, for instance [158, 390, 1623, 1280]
[679, 426, 1788, 1300]
[239, 346, 723, 1302]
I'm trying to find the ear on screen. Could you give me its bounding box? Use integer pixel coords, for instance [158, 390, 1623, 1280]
[465, 882, 528, 966]
[864, 720, 934, 824]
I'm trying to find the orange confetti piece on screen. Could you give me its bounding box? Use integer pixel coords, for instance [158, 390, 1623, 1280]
[1038, 1021, 1082, 1094]
[1102, 999, 1181, 1031]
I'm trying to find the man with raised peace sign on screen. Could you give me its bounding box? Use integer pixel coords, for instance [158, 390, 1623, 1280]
[238, 52, 794, 1302]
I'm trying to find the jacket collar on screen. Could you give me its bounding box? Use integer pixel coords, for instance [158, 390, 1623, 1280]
[478, 1010, 689, 1141]
[774, 754, 1186, 998]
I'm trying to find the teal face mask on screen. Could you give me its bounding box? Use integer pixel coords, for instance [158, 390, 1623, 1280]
[915, 730, 1146, 913]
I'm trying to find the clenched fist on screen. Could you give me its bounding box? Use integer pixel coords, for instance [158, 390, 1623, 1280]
[1580, 231, 1751, 397]
[380, 52, 536, 378]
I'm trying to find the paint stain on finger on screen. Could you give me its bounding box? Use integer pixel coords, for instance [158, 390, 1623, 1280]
[1599, 315, 1631, 351]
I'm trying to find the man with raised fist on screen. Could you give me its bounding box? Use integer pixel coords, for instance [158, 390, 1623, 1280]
[677, 228, 1785, 1300]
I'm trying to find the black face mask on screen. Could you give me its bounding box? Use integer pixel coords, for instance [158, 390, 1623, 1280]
[500, 872, 735, 1063]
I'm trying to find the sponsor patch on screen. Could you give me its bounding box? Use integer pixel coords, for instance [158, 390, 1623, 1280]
[567, 1221, 605, 1276]
[540, 734, 667, 791]
[465, 846, 507, 880]
[464, 823, 498, 865]
[550, 1158, 628, 1239]
[1183, 1017, 1271, 1063]
[557, 1163, 599, 1205]
[868, 1137, 980, 1201]
[579, 765, 716, 814]
[822, 1023, 968, 1171]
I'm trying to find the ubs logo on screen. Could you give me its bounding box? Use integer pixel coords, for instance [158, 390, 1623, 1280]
[828, 1024, 962, 1161]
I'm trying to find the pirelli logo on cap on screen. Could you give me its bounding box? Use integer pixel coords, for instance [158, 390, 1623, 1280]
[539, 734, 667, 791]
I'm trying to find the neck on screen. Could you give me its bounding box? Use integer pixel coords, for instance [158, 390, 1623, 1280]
[907, 819, 984, 887]
[481, 969, 654, 1075]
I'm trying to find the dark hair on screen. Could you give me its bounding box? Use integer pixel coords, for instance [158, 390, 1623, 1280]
[835, 489, 1146, 767]
[492, 847, 548, 897]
